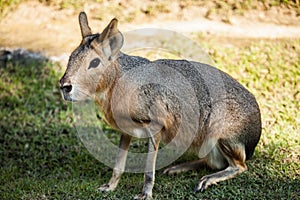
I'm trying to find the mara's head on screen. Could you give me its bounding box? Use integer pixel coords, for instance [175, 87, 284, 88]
[60, 12, 123, 102]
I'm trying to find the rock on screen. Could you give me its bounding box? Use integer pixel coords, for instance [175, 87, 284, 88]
[0, 48, 48, 67]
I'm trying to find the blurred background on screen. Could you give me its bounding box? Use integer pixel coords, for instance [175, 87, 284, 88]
[0, 1, 299, 199]
[1, 0, 300, 56]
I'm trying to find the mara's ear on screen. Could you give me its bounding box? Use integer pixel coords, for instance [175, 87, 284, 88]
[98, 18, 124, 58]
[79, 12, 92, 38]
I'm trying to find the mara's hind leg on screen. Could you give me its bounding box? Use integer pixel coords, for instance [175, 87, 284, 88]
[163, 159, 207, 175]
[195, 139, 248, 192]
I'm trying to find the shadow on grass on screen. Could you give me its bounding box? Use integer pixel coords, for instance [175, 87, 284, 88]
[0, 54, 106, 198]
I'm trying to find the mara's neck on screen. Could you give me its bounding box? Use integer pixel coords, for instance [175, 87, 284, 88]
[95, 51, 150, 95]
[116, 52, 150, 75]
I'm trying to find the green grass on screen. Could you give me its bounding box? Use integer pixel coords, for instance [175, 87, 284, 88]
[1, 38, 299, 199]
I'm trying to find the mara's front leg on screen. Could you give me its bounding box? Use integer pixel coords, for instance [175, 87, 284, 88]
[134, 133, 161, 200]
[99, 134, 132, 192]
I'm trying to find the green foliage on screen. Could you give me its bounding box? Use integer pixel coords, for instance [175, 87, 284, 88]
[0, 0, 21, 18]
[38, 0, 85, 9]
[0, 38, 299, 199]
[1, 0, 299, 21]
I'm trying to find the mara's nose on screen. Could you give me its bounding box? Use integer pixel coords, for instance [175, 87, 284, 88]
[60, 79, 73, 94]
[61, 84, 72, 93]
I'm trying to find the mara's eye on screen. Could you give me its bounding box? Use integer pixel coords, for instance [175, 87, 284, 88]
[88, 58, 100, 69]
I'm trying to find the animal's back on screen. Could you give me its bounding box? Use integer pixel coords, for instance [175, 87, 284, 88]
[115, 55, 260, 168]
[146, 59, 261, 160]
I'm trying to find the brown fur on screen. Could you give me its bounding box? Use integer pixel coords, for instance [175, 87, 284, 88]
[59, 12, 262, 199]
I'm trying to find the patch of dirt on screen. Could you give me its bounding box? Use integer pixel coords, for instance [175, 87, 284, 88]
[0, 1, 299, 59]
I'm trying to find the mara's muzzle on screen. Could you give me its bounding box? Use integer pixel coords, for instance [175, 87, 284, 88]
[59, 78, 73, 102]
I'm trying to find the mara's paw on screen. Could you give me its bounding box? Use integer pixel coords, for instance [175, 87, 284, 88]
[194, 176, 218, 193]
[98, 183, 116, 193]
[163, 166, 182, 175]
[133, 193, 153, 200]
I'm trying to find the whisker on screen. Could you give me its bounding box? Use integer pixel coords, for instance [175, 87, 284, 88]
[73, 84, 92, 98]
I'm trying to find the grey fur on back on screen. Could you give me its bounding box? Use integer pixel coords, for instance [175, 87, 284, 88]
[116, 53, 261, 160]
